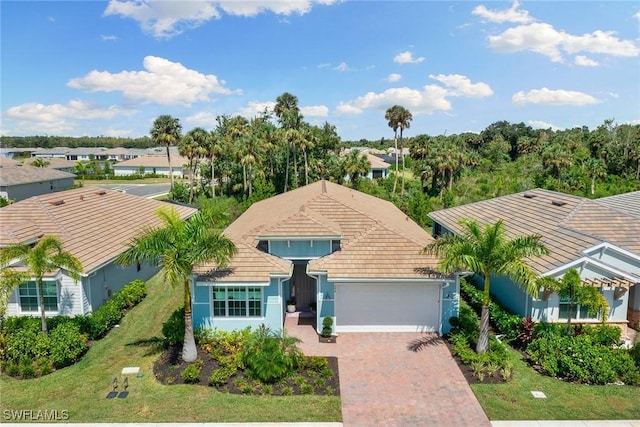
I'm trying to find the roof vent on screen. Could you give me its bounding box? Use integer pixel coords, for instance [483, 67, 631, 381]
[551, 200, 567, 207]
[94, 190, 107, 195]
[49, 200, 65, 206]
[523, 193, 537, 199]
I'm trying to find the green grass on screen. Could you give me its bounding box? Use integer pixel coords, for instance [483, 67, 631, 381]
[471, 348, 640, 420]
[0, 275, 341, 423]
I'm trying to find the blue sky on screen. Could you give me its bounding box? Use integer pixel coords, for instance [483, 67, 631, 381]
[1, 1, 639, 141]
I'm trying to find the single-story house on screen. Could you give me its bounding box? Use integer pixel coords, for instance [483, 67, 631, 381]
[112, 154, 190, 177]
[22, 157, 77, 173]
[341, 150, 391, 180]
[429, 189, 640, 332]
[1, 188, 197, 317]
[192, 180, 457, 336]
[0, 165, 76, 202]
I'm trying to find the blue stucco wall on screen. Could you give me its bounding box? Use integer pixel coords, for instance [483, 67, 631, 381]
[474, 274, 531, 317]
[192, 278, 283, 332]
[316, 274, 335, 335]
[268, 240, 332, 259]
[441, 281, 459, 334]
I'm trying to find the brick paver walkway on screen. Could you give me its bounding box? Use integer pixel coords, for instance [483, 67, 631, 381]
[285, 312, 490, 427]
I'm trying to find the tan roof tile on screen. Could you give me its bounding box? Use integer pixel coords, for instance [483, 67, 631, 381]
[0, 165, 75, 186]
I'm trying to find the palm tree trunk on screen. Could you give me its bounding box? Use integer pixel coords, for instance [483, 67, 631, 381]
[400, 130, 406, 197]
[242, 163, 247, 196]
[248, 164, 253, 198]
[476, 305, 490, 353]
[211, 157, 216, 198]
[284, 146, 290, 192]
[166, 145, 174, 189]
[565, 303, 574, 336]
[392, 130, 399, 194]
[182, 279, 197, 363]
[188, 159, 195, 204]
[293, 145, 298, 188]
[38, 279, 48, 335]
[591, 176, 596, 195]
[304, 149, 309, 186]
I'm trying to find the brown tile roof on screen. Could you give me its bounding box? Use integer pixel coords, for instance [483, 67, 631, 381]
[195, 180, 441, 282]
[597, 191, 640, 219]
[429, 188, 640, 274]
[0, 158, 20, 167]
[0, 165, 75, 186]
[0, 187, 197, 273]
[23, 157, 77, 170]
[365, 153, 390, 170]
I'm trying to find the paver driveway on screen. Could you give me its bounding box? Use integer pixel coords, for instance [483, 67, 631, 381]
[286, 313, 490, 427]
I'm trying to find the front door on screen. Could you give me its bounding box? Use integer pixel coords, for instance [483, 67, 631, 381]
[292, 263, 315, 310]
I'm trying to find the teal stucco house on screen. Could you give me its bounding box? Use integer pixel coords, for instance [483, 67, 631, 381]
[429, 189, 640, 335]
[192, 180, 458, 335]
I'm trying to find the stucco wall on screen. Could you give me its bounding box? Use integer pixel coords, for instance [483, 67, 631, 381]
[2, 177, 75, 202]
[268, 240, 333, 259]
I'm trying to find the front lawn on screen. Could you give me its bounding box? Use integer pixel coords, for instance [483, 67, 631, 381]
[0, 274, 341, 423]
[471, 347, 640, 420]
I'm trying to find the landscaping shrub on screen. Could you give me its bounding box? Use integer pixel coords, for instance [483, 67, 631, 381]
[49, 322, 88, 368]
[242, 326, 302, 384]
[515, 317, 535, 348]
[208, 365, 236, 387]
[88, 299, 123, 339]
[5, 328, 49, 364]
[196, 327, 251, 361]
[321, 317, 333, 337]
[181, 361, 202, 384]
[629, 343, 640, 367]
[527, 334, 637, 384]
[460, 279, 521, 340]
[1, 316, 40, 336]
[162, 307, 185, 347]
[581, 324, 621, 346]
[112, 279, 147, 309]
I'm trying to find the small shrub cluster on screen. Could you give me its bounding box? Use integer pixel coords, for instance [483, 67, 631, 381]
[162, 307, 185, 347]
[196, 327, 251, 387]
[242, 326, 302, 384]
[460, 279, 522, 340]
[0, 279, 146, 378]
[181, 360, 203, 384]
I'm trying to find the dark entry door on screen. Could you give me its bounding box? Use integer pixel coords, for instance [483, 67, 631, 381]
[292, 263, 315, 310]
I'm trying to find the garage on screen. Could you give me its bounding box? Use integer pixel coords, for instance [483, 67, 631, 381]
[335, 282, 441, 333]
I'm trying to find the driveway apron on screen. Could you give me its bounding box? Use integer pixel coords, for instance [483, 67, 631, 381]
[286, 314, 490, 427]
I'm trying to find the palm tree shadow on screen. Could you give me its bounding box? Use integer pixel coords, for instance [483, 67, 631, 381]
[126, 337, 165, 356]
[407, 334, 443, 352]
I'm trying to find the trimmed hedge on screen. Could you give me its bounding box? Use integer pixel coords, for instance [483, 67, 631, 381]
[0, 279, 147, 378]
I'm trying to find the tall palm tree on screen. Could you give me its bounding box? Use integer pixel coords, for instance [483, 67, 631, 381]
[583, 157, 607, 195]
[0, 236, 83, 334]
[423, 219, 549, 353]
[179, 127, 208, 203]
[385, 105, 412, 196]
[115, 208, 236, 362]
[343, 149, 371, 188]
[151, 115, 182, 189]
[274, 92, 303, 192]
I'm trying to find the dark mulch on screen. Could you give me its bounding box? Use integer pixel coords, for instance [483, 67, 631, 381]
[153, 345, 340, 396]
[444, 340, 506, 385]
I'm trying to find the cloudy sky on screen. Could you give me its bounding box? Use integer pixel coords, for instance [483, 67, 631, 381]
[1, 1, 638, 140]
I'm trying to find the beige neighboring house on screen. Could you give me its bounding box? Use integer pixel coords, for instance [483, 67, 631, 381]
[1, 187, 197, 317]
[191, 180, 457, 336]
[0, 165, 75, 202]
[23, 157, 77, 173]
[112, 154, 190, 177]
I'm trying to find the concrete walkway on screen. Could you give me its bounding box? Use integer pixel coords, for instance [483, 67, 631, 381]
[285, 312, 490, 427]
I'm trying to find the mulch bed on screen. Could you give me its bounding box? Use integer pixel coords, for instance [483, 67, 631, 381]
[153, 345, 340, 396]
[444, 340, 506, 385]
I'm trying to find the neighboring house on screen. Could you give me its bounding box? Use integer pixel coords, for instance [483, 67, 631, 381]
[0, 148, 36, 159]
[365, 153, 390, 179]
[0, 165, 75, 201]
[192, 180, 458, 336]
[104, 147, 149, 162]
[112, 154, 190, 177]
[30, 147, 71, 159]
[23, 157, 77, 173]
[64, 147, 108, 161]
[0, 188, 197, 317]
[429, 189, 640, 332]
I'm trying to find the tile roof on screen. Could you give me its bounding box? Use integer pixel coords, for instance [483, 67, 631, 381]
[365, 153, 391, 170]
[0, 187, 197, 273]
[429, 188, 640, 274]
[22, 157, 77, 170]
[597, 191, 640, 219]
[195, 180, 442, 282]
[0, 165, 76, 186]
[0, 158, 20, 166]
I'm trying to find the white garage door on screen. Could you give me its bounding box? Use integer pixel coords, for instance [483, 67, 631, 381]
[335, 282, 440, 333]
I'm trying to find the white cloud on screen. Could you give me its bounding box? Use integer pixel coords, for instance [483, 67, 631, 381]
[317, 63, 331, 69]
[104, 0, 336, 38]
[235, 100, 276, 118]
[101, 34, 118, 41]
[528, 120, 560, 131]
[68, 56, 240, 106]
[333, 62, 349, 72]
[386, 73, 402, 83]
[634, 11, 640, 21]
[184, 111, 219, 126]
[429, 74, 494, 97]
[6, 99, 135, 122]
[335, 74, 492, 115]
[472, 0, 533, 24]
[488, 23, 639, 62]
[574, 55, 599, 67]
[394, 51, 425, 64]
[512, 88, 600, 105]
[301, 105, 329, 117]
[103, 128, 136, 137]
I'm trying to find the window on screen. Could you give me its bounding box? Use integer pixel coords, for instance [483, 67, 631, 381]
[558, 298, 599, 320]
[213, 286, 261, 317]
[19, 281, 58, 312]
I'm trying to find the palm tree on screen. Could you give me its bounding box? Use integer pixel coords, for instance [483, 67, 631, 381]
[274, 92, 303, 192]
[31, 158, 50, 168]
[583, 157, 607, 195]
[0, 236, 83, 334]
[115, 208, 236, 362]
[179, 127, 208, 203]
[423, 219, 549, 353]
[151, 115, 182, 189]
[384, 105, 412, 196]
[343, 150, 371, 188]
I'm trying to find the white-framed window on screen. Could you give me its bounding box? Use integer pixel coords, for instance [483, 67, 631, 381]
[19, 281, 58, 312]
[212, 286, 262, 317]
[558, 298, 599, 320]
